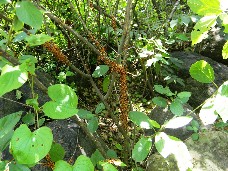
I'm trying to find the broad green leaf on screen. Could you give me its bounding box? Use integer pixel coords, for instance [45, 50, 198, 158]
[19, 55, 38, 74]
[13, 32, 28, 42]
[12, 16, 24, 31]
[219, 13, 228, 33]
[181, 15, 191, 26]
[16, 1, 43, 29]
[222, 41, 228, 59]
[103, 75, 110, 92]
[189, 60, 214, 83]
[199, 98, 218, 125]
[149, 120, 160, 128]
[0, 65, 28, 97]
[25, 34, 53, 46]
[170, 100, 184, 116]
[8, 162, 31, 171]
[191, 15, 217, 45]
[164, 116, 192, 129]
[100, 162, 118, 171]
[22, 113, 35, 125]
[49, 142, 65, 162]
[87, 117, 98, 133]
[73, 155, 94, 171]
[10, 124, 53, 165]
[0, 0, 11, 5]
[43, 101, 78, 119]
[129, 111, 153, 129]
[0, 161, 7, 170]
[170, 19, 178, 29]
[95, 103, 105, 114]
[132, 137, 152, 162]
[187, 0, 222, 16]
[77, 109, 94, 120]
[92, 65, 109, 78]
[191, 133, 199, 141]
[43, 84, 78, 119]
[0, 112, 22, 139]
[107, 149, 118, 159]
[177, 91, 191, 103]
[54, 160, 72, 171]
[155, 132, 192, 170]
[91, 150, 105, 169]
[154, 85, 174, 96]
[213, 81, 228, 122]
[152, 96, 167, 107]
[0, 129, 13, 152]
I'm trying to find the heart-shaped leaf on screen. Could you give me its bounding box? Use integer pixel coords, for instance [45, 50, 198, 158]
[42, 84, 78, 119]
[10, 124, 53, 165]
[16, 1, 43, 29]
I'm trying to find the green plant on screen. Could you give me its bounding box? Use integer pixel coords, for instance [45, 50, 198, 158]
[0, 0, 228, 171]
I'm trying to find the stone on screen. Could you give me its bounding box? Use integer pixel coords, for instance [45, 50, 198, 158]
[146, 104, 196, 140]
[171, 51, 228, 108]
[146, 131, 228, 171]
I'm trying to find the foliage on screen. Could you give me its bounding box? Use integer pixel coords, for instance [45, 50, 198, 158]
[0, 0, 227, 171]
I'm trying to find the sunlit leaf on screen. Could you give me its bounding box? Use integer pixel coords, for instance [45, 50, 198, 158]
[92, 65, 109, 78]
[164, 116, 192, 129]
[222, 41, 228, 59]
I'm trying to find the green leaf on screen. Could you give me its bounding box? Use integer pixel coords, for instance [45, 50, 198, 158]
[189, 60, 214, 83]
[8, 162, 31, 171]
[25, 34, 53, 46]
[149, 120, 160, 128]
[152, 97, 167, 107]
[10, 124, 53, 165]
[191, 15, 217, 45]
[129, 111, 153, 129]
[13, 32, 28, 42]
[16, 1, 43, 29]
[12, 16, 24, 31]
[103, 75, 110, 92]
[87, 117, 98, 133]
[107, 149, 118, 159]
[132, 137, 152, 162]
[0, 65, 28, 97]
[54, 160, 72, 171]
[170, 100, 184, 116]
[90, 150, 105, 169]
[187, 0, 222, 16]
[154, 85, 174, 96]
[95, 103, 105, 114]
[213, 81, 228, 122]
[191, 133, 199, 141]
[164, 116, 192, 129]
[49, 142, 65, 162]
[43, 84, 78, 119]
[219, 13, 228, 33]
[177, 91, 191, 103]
[77, 109, 94, 120]
[0, 0, 11, 5]
[22, 112, 35, 125]
[92, 65, 109, 78]
[0, 112, 22, 151]
[100, 162, 118, 171]
[222, 41, 228, 59]
[73, 155, 94, 171]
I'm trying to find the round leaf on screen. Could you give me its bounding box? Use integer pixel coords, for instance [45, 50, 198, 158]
[152, 96, 167, 107]
[92, 65, 109, 78]
[16, 1, 43, 29]
[54, 160, 72, 171]
[132, 137, 152, 162]
[189, 60, 214, 83]
[73, 155, 94, 171]
[10, 124, 53, 165]
[49, 142, 65, 162]
[170, 100, 184, 116]
[129, 111, 153, 129]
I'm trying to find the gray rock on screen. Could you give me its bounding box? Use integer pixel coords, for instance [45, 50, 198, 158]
[194, 27, 228, 65]
[171, 51, 228, 108]
[146, 131, 228, 171]
[147, 104, 196, 140]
